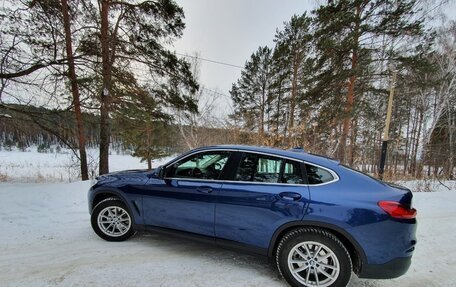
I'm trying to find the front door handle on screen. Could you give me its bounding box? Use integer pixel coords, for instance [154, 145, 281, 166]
[196, 186, 213, 194]
[279, 192, 302, 201]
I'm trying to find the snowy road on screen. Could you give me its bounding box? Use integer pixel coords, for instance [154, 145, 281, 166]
[1, 181, 455, 287]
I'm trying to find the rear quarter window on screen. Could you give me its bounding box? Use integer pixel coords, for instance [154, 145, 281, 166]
[305, 164, 335, 185]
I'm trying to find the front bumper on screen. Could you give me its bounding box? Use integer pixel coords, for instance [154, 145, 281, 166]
[359, 256, 412, 279]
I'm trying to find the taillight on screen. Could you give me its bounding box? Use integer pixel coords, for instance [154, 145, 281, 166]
[378, 201, 417, 219]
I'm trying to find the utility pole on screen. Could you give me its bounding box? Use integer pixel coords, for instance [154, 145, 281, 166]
[379, 70, 397, 180]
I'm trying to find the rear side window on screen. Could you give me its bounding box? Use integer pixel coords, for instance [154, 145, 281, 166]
[235, 153, 282, 183]
[305, 164, 334, 185]
[281, 160, 305, 184]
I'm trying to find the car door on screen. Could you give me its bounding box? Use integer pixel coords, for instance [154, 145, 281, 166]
[215, 152, 310, 251]
[142, 150, 231, 237]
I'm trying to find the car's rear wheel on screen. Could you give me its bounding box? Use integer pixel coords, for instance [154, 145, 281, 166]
[276, 227, 352, 287]
[91, 198, 135, 241]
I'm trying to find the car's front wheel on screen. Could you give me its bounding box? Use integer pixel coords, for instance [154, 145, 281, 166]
[91, 198, 135, 241]
[276, 227, 352, 287]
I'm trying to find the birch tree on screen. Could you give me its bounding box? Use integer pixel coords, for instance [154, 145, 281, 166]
[418, 22, 456, 177]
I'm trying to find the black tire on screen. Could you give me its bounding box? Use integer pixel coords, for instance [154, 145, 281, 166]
[91, 198, 135, 241]
[275, 227, 352, 287]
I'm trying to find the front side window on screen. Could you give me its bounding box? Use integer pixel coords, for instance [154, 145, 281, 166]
[305, 164, 334, 184]
[235, 153, 282, 183]
[168, 151, 230, 180]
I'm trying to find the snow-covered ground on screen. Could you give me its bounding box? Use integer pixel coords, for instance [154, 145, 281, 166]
[0, 180, 455, 287]
[1, 148, 456, 286]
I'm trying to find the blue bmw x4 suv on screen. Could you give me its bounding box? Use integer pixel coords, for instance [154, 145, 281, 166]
[88, 145, 417, 287]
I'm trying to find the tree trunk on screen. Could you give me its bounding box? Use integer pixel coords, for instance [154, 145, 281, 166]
[99, 0, 112, 175]
[288, 55, 299, 132]
[349, 116, 357, 166]
[412, 110, 423, 177]
[340, 4, 361, 165]
[259, 85, 265, 138]
[403, 98, 412, 175]
[146, 127, 152, 170]
[276, 82, 283, 137]
[447, 99, 454, 179]
[61, 0, 89, 180]
[409, 110, 417, 174]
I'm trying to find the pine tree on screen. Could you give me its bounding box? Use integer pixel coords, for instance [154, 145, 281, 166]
[114, 90, 172, 170]
[268, 44, 290, 142]
[230, 46, 273, 140]
[0, 0, 93, 179]
[90, 0, 198, 174]
[1, 0, 199, 175]
[312, 0, 426, 165]
[61, 0, 88, 180]
[273, 13, 313, 136]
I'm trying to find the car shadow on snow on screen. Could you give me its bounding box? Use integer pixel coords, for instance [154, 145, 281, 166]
[126, 231, 383, 287]
[130, 231, 286, 285]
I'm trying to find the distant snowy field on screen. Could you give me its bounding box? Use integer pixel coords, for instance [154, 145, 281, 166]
[1, 148, 456, 287]
[0, 146, 173, 182]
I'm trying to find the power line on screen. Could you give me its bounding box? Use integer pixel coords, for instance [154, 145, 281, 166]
[174, 52, 244, 69]
[202, 87, 232, 100]
[419, 0, 447, 21]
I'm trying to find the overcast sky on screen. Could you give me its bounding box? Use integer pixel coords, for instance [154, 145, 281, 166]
[173, 0, 315, 116]
[172, 0, 456, 117]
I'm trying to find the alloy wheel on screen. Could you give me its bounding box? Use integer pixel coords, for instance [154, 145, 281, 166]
[287, 241, 340, 287]
[97, 206, 131, 237]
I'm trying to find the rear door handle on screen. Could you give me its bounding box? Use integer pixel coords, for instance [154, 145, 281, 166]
[196, 186, 213, 194]
[279, 192, 302, 201]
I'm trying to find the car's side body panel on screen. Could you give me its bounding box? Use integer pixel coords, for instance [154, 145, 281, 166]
[215, 181, 309, 249]
[141, 178, 220, 236]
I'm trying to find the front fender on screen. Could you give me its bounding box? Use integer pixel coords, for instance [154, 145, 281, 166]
[88, 186, 144, 227]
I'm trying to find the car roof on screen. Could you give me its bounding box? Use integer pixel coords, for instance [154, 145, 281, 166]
[192, 145, 339, 167]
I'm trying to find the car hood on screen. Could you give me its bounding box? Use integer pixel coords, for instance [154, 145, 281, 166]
[96, 169, 155, 182]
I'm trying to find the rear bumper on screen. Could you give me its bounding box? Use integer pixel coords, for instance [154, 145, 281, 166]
[359, 256, 412, 279]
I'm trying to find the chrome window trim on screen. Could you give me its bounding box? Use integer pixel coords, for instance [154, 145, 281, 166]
[301, 161, 340, 187]
[166, 177, 307, 187]
[164, 148, 340, 187]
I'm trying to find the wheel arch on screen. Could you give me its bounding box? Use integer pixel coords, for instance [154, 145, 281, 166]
[90, 187, 144, 229]
[91, 188, 126, 210]
[268, 220, 366, 274]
